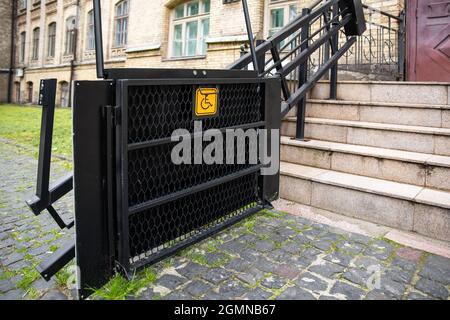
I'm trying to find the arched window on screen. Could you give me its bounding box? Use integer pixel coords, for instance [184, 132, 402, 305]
[114, 0, 129, 47]
[47, 22, 56, 58]
[86, 10, 95, 50]
[19, 32, 26, 63]
[65, 16, 77, 55]
[170, 0, 210, 58]
[32, 27, 40, 60]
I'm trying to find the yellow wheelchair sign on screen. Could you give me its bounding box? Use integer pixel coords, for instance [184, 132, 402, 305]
[195, 87, 218, 117]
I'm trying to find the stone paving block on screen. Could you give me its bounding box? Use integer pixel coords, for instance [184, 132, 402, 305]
[309, 260, 345, 278]
[235, 268, 265, 286]
[200, 268, 233, 285]
[274, 264, 301, 280]
[419, 254, 450, 285]
[0, 289, 25, 300]
[261, 275, 288, 290]
[324, 250, 353, 267]
[164, 291, 193, 300]
[183, 280, 213, 297]
[244, 287, 273, 300]
[343, 268, 370, 287]
[415, 278, 449, 299]
[295, 272, 328, 294]
[406, 292, 433, 300]
[0, 279, 15, 293]
[254, 256, 279, 273]
[330, 281, 366, 300]
[155, 274, 186, 290]
[225, 258, 252, 273]
[254, 240, 276, 253]
[276, 286, 315, 300]
[217, 280, 248, 300]
[365, 289, 397, 300]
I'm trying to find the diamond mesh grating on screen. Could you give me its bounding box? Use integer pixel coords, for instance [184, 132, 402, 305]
[127, 83, 263, 144]
[128, 173, 260, 260]
[122, 82, 265, 266]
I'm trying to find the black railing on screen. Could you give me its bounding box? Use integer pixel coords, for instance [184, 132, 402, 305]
[337, 4, 405, 80]
[230, 0, 366, 139]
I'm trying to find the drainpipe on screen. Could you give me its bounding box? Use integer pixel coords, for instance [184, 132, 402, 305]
[7, 0, 17, 103]
[68, 0, 81, 107]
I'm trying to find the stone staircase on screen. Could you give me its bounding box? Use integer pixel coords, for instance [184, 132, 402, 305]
[279, 81, 450, 242]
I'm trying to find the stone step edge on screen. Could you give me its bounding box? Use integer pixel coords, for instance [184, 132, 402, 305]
[307, 99, 450, 110]
[280, 162, 450, 210]
[280, 136, 450, 168]
[283, 117, 450, 136]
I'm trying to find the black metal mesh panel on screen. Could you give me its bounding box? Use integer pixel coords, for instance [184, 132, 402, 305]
[127, 83, 263, 144]
[128, 173, 260, 261]
[128, 140, 257, 207]
[121, 82, 265, 268]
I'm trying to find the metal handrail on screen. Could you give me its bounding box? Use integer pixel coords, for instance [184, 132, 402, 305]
[230, 0, 366, 140]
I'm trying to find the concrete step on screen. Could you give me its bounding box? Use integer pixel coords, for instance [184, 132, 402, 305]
[280, 162, 450, 242]
[302, 99, 450, 128]
[311, 81, 450, 105]
[280, 137, 450, 191]
[281, 117, 450, 156]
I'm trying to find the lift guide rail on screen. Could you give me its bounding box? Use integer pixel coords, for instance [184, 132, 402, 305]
[25, 0, 365, 299]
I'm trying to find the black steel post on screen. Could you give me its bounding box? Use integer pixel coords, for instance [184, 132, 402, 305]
[93, 0, 105, 79]
[35, 79, 57, 204]
[329, 4, 339, 100]
[241, 0, 259, 74]
[397, 10, 406, 81]
[296, 8, 310, 141]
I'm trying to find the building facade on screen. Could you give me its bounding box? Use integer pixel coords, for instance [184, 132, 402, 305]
[6, 0, 404, 106]
[0, 0, 13, 103]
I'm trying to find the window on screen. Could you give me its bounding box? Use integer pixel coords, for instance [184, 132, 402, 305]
[86, 10, 95, 50]
[19, 32, 26, 63]
[47, 22, 56, 58]
[268, 1, 297, 37]
[114, 0, 129, 47]
[65, 16, 77, 55]
[267, 0, 297, 49]
[170, 0, 210, 58]
[32, 27, 39, 60]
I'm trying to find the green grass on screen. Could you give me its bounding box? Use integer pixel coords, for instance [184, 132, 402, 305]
[0, 104, 72, 159]
[92, 268, 158, 300]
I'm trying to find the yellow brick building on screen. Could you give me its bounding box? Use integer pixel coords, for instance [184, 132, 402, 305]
[7, 0, 404, 106]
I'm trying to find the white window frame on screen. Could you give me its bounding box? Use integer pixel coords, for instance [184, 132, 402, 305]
[265, 0, 298, 39]
[169, 0, 210, 58]
[113, 0, 129, 48]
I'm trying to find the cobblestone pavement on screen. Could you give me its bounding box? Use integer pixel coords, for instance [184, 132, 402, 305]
[1, 141, 450, 300]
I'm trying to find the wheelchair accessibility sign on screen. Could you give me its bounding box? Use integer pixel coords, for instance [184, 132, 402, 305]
[195, 87, 218, 118]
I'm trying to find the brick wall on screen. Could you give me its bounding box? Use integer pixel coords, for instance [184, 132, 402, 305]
[0, 0, 13, 103]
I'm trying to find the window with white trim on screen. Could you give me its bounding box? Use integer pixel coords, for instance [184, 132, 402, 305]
[114, 0, 129, 47]
[86, 10, 95, 50]
[267, 0, 298, 46]
[170, 0, 210, 58]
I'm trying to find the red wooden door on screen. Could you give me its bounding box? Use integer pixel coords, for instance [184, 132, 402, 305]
[407, 0, 450, 81]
